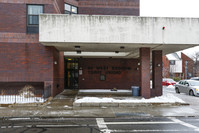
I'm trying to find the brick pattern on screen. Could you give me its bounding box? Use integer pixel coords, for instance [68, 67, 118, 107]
[152, 50, 162, 97]
[65, 0, 79, 6]
[140, 48, 150, 99]
[54, 0, 64, 13]
[78, 0, 139, 16]
[0, 32, 39, 43]
[0, 43, 63, 96]
[162, 56, 170, 78]
[181, 53, 194, 79]
[0, 43, 54, 81]
[0, 3, 26, 33]
[78, 58, 140, 89]
[0, 0, 53, 4]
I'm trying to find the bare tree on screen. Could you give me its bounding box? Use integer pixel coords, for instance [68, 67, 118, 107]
[192, 52, 199, 77]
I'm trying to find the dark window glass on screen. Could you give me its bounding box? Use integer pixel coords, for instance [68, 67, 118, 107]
[27, 5, 43, 34]
[170, 60, 175, 65]
[65, 3, 78, 14]
[28, 5, 43, 25]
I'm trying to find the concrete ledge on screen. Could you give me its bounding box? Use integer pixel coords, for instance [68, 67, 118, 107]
[119, 103, 152, 107]
[100, 103, 119, 107]
[73, 102, 81, 107]
[81, 103, 100, 107]
[73, 102, 189, 107]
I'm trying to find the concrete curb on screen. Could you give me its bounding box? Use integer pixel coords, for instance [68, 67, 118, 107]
[73, 102, 190, 107]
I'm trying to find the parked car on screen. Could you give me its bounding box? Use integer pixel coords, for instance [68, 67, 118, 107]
[190, 77, 199, 81]
[162, 78, 176, 86]
[175, 80, 199, 96]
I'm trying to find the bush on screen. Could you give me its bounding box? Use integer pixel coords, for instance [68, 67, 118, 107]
[18, 85, 35, 98]
[173, 77, 181, 82]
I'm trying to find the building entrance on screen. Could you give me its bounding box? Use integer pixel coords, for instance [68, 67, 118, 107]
[64, 58, 79, 89]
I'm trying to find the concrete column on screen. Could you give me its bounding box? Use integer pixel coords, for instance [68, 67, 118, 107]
[140, 48, 151, 99]
[152, 50, 162, 97]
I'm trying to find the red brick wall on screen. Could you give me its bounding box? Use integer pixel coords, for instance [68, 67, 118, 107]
[0, 2, 64, 96]
[55, 0, 65, 13]
[181, 53, 194, 79]
[162, 56, 170, 78]
[0, 3, 26, 33]
[78, 0, 139, 16]
[78, 58, 140, 89]
[0, 43, 54, 82]
[65, 0, 79, 6]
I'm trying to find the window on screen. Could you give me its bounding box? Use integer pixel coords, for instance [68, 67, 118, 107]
[27, 5, 43, 34]
[100, 74, 106, 81]
[170, 60, 175, 65]
[65, 3, 78, 14]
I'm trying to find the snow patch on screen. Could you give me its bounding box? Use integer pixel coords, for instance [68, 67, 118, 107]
[166, 85, 175, 89]
[9, 118, 31, 120]
[64, 105, 72, 108]
[79, 89, 131, 93]
[74, 93, 185, 104]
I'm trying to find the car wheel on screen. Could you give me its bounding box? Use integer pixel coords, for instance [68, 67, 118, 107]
[189, 90, 195, 96]
[175, 88, 180, 94]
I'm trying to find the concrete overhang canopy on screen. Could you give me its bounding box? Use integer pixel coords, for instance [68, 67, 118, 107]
[39, 14, 199, 58]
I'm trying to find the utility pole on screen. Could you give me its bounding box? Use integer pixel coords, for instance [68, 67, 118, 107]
[185, 61, 188, 79]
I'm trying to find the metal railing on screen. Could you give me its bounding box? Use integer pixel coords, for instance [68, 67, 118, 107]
[0, 86, 51, 104]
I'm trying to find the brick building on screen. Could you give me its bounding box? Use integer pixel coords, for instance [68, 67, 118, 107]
[163, 52, 194, 79]
[1, 0, 199, 98]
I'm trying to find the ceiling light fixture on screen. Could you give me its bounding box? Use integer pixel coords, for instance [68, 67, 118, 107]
[120, 46, 125, 49]
[75, 46, 81, 50]
[77, 50, 81, 54]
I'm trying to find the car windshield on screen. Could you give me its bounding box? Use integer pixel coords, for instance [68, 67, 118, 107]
[166, 79, 175, 82]
[189, 81, 199, 86]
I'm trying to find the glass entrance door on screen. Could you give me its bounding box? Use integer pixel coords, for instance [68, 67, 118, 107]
[64, 58, 79, 89]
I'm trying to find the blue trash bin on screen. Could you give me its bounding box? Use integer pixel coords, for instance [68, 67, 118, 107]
[131, 86, 140, 96]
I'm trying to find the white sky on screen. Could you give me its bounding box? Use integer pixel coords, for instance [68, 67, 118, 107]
[140, 0, 199, 57]
[140, 0, 199, 18]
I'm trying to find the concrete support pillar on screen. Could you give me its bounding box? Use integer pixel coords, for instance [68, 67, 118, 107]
[140, 48, 151, 99]
[152, 50, 162, 97]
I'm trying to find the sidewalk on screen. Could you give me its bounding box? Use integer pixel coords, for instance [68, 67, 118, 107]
[0, 89, 196, 118]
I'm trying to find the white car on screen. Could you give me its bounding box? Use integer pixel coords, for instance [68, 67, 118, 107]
[175, 80, 199, 96]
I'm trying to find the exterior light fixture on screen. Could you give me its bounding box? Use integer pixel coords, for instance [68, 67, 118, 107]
[77, 50, 81, 54]
[75, 46, 81, 50]
[162, 26, 165, 30]
[54, 61, 57, 65]
[157, 63, 161, 67]
[115, 51, 119, 54]
[138, 62, 140, 66]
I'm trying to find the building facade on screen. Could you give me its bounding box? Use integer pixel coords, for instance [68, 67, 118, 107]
[1, 0, 199, 99]
[163, 53, 194, 80]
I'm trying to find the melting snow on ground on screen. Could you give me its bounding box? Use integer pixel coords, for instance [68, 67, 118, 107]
[75, 93, 185, 104]
[0, 95, 45, 104]
[79, 89, 131, 93]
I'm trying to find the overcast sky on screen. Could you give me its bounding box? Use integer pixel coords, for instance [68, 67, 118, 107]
[140, 0, 199, 57]
[140, 0, 199, 18]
